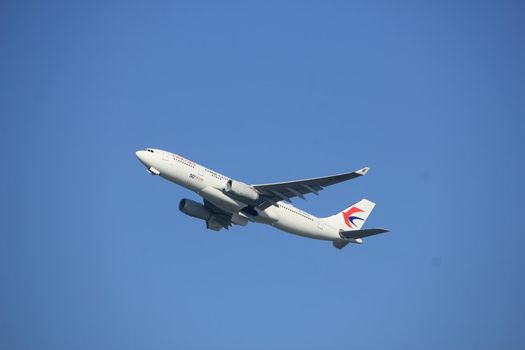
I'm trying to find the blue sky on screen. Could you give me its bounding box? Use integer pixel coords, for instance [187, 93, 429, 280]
[1, 0, 524, 349]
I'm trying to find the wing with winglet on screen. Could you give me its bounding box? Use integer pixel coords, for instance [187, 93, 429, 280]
[252, 167, 369, 209]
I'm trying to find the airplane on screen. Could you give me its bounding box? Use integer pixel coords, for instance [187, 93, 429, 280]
[135, 148, 388, 249]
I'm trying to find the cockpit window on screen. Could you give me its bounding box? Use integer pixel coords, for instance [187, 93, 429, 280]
[146, 149, 154, 153]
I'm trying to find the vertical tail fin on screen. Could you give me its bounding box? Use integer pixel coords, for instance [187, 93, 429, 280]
[323, 199, 376, 231]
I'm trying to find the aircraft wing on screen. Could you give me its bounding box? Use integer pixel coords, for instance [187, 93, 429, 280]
[252, 167, 369, 209]
[203, 199, 232, 231]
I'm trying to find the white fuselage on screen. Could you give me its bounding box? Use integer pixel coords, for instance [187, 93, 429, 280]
[136, 148, 342, 241]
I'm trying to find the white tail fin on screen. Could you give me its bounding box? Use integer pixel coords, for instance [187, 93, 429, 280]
[323, 199, 376, 231]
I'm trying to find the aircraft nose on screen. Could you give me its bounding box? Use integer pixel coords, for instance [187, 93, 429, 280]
[135, 150, 148, 165]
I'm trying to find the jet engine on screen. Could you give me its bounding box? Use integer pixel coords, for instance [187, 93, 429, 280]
[178, 199, 211, 221]
[224, 180, 259, 202]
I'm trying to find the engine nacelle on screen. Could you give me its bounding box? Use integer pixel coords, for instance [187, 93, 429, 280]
[178, 198, 211, 221]
[224, 180, 259, 202]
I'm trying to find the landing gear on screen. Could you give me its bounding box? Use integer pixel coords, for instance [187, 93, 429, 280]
[240, 206, 258, 217]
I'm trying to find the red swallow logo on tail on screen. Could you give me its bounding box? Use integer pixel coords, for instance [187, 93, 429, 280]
[343, 207, 364, 228]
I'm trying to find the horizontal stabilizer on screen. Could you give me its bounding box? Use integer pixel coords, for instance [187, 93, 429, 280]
[332, 241, 351, 250]
[340, 228, 389, 240]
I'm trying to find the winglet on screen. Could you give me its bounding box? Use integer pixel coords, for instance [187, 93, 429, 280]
[356, 167, 369, 176]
